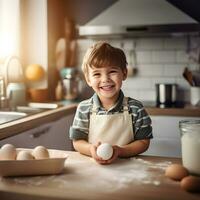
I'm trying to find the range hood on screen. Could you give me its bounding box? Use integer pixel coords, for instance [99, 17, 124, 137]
[79, 0, 200, 38]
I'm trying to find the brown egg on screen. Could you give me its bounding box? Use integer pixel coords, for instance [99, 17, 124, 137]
[165, 164, 189, 181]
[32, 146, 49, 159]
[16, 150, 35, 160]
[0, 144, 16, 160]
[181, 176, 200, 193]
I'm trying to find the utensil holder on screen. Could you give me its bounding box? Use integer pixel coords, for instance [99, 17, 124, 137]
[190, 86, 200, 106]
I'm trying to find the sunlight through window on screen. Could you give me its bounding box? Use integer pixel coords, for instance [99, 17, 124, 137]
[0, 0, 20, 59]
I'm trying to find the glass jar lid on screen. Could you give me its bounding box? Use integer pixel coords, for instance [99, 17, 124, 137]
[179, 120, 200, 134]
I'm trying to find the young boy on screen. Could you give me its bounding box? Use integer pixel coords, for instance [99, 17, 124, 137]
[69, 41, 153, 164]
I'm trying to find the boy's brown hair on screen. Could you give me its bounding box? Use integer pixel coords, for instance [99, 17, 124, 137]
[82, 41, 127, 77]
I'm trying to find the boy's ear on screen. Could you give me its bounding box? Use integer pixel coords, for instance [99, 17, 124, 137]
[123, 68, 128, 80]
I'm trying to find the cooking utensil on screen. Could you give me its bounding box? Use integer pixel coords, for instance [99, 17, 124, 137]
[183, 67, 195, 86]
[191, 70, 200, 86]
[61, 68, 83, 100]
[127, 49, 138, 76]
[156, 83, 177, 105]
[127, 41, 138, 77]
[190, 87, 200, 106]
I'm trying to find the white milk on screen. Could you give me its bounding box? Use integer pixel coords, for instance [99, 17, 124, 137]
[181, 132, 200, 175]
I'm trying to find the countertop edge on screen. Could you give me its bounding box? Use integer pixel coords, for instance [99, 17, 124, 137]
[0, 104, 77, 140]
[146, 107, 200, 117]
[0, 103, 199, 140]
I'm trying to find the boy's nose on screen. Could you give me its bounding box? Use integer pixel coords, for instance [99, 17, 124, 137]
[101, 74, 110, 82]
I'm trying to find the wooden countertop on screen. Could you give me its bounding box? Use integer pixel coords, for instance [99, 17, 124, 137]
[0, 151, 199, 200]
[146, 105, 200, 117]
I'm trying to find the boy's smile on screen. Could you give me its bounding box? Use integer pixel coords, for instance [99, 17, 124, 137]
[100, 85, 114, 90]
[86, 66, 127, 107]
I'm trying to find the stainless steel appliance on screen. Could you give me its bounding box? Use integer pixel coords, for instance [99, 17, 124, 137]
[156, 83, 177, 106]
[61, 68, 83, 100]
[78, 0, 199, 38]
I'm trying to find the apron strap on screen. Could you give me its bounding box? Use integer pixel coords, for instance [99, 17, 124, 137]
[123, 97, 129, 114]
[90, 101, 98, 114]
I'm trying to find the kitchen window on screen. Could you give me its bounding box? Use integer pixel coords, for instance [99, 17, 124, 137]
[0, 0, 20, 60]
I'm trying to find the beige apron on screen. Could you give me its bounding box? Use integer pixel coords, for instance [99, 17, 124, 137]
[89, 97, 134, 146]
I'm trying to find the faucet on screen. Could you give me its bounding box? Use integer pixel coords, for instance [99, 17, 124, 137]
[0, 56, 25, 110]
[0, 75, 9, 109]
[4, 56, 24, 87]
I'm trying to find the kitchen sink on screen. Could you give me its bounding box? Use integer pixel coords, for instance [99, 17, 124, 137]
[0, 103, 60, 125]
[0, 111, 27, 125]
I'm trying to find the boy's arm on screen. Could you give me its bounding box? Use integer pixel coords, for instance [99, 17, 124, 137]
[73, 139, 150, 158]
[116, 139, 150, 158]
[73, 140, 93, 156]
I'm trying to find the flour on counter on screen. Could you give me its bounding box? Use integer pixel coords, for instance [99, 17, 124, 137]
[0, 157, 172, 192]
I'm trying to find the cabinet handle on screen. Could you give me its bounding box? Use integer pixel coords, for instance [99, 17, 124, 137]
[30, 126, 51, 138]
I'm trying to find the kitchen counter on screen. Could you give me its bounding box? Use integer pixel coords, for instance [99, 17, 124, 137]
[0, 101, 199, 140]
[143, 101, 200, 117]
[0, 104, 77, 140]
[0, 151, 199, 200]
[146, 105, 200, 117]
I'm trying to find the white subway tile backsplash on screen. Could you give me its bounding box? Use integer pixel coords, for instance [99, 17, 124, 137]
[164, 37, 187, 50]
[108, 40, 122, 48]
[77, 35, 200, 102]
[163, 64, 185, 77]
[136, 51, 152, 64]
[136, 38, 163, 50]
[137, 64, 163, 77]
[122, 89, 140, 100]
[152, 50, 176, 63]
[176, 50, 189, 63]
[139, 89, 156, 101]
[123, 77, 152, 89]
[186, 63, 199, 71]
[189, 36, 200, 50]
[122, 39, 135, 50]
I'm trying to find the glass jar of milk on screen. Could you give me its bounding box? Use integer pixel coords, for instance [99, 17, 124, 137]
[179, 120, 200, 175]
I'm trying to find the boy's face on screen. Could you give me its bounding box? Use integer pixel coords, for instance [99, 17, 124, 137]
[86, 65, 127, 103]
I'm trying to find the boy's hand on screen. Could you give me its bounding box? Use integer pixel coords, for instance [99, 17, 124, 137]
[90, 141, 109, 162]
[89, 142, 100, 161]
[90, 143, 122, 165]
[98, 145, 121, 165]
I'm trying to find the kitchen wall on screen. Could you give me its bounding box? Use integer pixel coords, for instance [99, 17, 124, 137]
[76, 36, 200, 102]
[20, 0, 48, 89]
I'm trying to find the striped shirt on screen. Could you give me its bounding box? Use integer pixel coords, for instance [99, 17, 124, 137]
[69, 90, 153, 142]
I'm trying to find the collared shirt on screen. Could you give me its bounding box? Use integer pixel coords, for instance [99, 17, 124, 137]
[69, 90, 153, 141]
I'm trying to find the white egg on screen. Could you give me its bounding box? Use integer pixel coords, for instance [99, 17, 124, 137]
[0, 144, 16, 160]
[96, 143, 113, 160]
[32, 146, 49, 159]
[16, 150, 35, 160]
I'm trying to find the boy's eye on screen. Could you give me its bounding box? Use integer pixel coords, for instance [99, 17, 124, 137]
[93, 73, 100, 77]
[110, 70, 117, 73]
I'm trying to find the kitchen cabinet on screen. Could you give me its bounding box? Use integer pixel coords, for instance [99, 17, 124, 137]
[143, 115, 200, 158]
[0, 113, 75, 151]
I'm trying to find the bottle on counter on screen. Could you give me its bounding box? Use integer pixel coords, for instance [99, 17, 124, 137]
[179, 120, 200, 176]
[55, 81, 63, 101]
